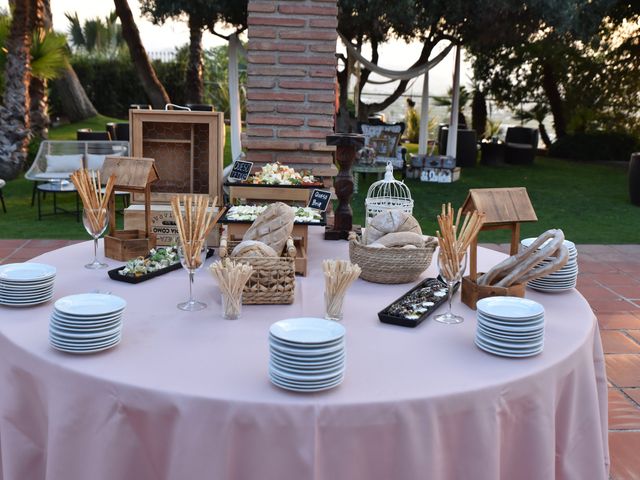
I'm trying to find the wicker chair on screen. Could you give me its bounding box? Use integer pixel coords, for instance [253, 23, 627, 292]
[505, 127, 539, 165]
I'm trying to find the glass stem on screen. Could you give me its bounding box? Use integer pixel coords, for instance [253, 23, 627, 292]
[93, 237, 99, 264]
[447, 280, 454, 315]
[188, 270, 195, 304]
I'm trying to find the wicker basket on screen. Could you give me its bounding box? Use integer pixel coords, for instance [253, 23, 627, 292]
[348, 232, 438, 284]
[219, 233, 296, 304]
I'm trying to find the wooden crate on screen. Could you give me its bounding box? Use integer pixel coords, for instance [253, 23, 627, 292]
[129, 110, 224, 204]
[124, 204, 221, 247]
[104, 230, 156, 261]
[461, 274, 525, 310]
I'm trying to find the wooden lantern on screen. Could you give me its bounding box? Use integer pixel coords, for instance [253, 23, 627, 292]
[100, 156, 159, 261]
[460, 187, 537, 308]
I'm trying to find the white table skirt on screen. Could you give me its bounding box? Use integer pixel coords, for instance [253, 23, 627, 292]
[0, 230, 608, 479]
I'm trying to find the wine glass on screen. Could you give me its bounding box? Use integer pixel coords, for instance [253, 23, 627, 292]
[435, 249, 468, 324]
[82, 208, 109, 269]
[177, 240, 207, 311]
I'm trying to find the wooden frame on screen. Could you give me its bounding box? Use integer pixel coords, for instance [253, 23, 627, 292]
[129, 110, 224, 204]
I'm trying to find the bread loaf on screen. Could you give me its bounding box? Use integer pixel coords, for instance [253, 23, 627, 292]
[366, 210, 422, 245]
[243, 202, 295, 255]
[231, 240, 278, 258]
[376, 231, 425, 248]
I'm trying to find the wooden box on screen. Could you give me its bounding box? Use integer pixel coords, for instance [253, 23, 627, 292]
[105, 230, 156, 261]
[130, 110, 225, 204]
[124, 204, 221, 247]
[461, 274, 525, 310]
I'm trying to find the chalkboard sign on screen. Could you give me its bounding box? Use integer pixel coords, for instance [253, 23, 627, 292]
[228, 160, 253, 181]
[307, 189, 331, 211]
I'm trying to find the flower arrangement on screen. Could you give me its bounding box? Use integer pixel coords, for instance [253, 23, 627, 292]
[246, 162, 319, 185]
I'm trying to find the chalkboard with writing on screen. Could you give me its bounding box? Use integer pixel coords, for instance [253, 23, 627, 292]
[228, 160, 253, 181]
[307, 189, 331, 212]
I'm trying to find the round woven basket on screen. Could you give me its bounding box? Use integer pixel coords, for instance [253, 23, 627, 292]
[348, 234, 438, 284]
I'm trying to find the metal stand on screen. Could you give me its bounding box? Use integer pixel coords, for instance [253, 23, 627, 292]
[325, 133, 364, 240]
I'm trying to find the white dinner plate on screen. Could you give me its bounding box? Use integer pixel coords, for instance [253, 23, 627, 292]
[477, 323, 544, 342]
[521, 238, 577, 252]
[270, 356, 345, 374]
[55, 294, 126, 317]
[50, 323, 121, 340]
[477, 311, 544, 326]
[269, 374, 344, 392]
[50, 337, 121, 354]
[475, 337, 543, 358]
[269, 370, 344, 388]
[49, 332, 121, 348]
[476, 297, 544, 320]
[0, 296, 53, 307]
[477, 316, 545, 334]
[269, 332, 343, 349]
[270, 317, 345, 344]
[269, 339, 344, 357]
[476, 330, 543, 350]
[270, 349, 345, 366]
[0, 288, 54, 300]
[52, 309, 123, 323]
[269, 363, 345, 382]
[0, 281, 54, 291]
[0, 263, 56, 282]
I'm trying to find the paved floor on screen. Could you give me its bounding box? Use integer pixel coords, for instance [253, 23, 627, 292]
[1, 239, 639, 478]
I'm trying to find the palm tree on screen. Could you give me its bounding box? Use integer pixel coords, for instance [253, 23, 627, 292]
[513, 103, 552, 148]
[29, 28, 68, 139]
[66, 11, 125, 58]
[0, 0, 32, 180]
[114, 0, 170, 108]
[432, 86, 472, 128]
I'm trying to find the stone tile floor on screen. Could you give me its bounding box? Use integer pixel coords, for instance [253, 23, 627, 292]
[1, 240, 639, 479]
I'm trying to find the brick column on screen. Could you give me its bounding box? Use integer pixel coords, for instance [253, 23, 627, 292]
[246, 0, 338, 179]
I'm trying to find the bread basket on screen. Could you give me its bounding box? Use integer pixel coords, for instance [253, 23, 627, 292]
[219, 232, 296, 304]
[348, 232, 437, 284]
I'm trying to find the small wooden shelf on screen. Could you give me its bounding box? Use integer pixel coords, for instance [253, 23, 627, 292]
[143, 138, 191, 144]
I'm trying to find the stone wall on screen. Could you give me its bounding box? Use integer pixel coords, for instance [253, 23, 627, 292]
[245, 0, 338, 178]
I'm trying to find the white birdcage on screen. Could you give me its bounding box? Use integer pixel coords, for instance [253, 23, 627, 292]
[364, 162, 414, 226]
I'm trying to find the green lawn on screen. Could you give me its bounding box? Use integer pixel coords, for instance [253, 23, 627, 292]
[1, 118, 637, 243]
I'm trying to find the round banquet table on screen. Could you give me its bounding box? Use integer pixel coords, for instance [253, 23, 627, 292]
[0, 230, 609, 480]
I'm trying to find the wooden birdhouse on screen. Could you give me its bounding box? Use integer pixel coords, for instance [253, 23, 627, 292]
[460, 187, 537, 308]
[100, 156, 159, 261]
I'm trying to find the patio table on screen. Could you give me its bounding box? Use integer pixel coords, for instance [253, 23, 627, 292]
[0, 230, 609, 480]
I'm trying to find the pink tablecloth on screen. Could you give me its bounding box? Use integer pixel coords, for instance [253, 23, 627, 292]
[0, 230, 608, 480]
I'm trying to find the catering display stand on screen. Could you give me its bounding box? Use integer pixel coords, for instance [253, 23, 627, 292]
[460, 187, 537, 308]
[100, 156, 159, 261]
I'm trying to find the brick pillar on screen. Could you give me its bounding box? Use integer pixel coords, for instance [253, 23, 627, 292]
[245, 0, 338, 179]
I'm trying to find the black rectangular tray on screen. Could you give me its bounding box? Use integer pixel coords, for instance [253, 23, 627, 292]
[378, 277, 460, 328]
[220, 207, 326, 226]
[107, 248, 214, 284]
[224, 181, 324, 189]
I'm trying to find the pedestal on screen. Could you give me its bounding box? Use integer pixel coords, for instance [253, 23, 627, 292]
[325, 134, 365, 240]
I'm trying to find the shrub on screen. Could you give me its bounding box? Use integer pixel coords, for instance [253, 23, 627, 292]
[549, 131, 640, 162]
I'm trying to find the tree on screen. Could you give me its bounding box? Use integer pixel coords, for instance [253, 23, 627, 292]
[0, 0, 32, 180]
[471, 88, 487, 139]
[114, 0, 170, 109]
[140, 0, 247, 105]
[66, 11, 125, 58]
[432, 86, 471, 128]
[513, 104, 552, 148]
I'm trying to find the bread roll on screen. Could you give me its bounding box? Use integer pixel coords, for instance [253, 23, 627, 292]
[243, 202, 295, 255]
[376, 231, 425, 248]
[366, 210, 422, 244]
[231, 240, 278, 258]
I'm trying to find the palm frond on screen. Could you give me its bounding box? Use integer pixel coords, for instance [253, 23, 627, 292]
[31, 29, 69, 80]
[65, 12, 85, 49]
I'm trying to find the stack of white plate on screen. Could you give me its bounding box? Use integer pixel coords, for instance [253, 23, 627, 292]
[0, 263, 56, 307]
[475, 296, 545, 358]
[269, 317, 346, 392]
[49, 293, 126, 354]
[521, 237, 579, 292]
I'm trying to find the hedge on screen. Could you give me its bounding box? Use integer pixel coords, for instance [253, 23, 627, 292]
[549, 131, 640, 162]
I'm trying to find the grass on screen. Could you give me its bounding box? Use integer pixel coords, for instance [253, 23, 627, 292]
[1, 120, 637, 243]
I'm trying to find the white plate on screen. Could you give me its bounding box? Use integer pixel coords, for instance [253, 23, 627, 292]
[521, 238, 577, 252]
[270, 317, 345, 344]
[477, 323, 544, 341]
[477, 311, 544, 326]
[52, 309, 123, 323]
[270, 374, 344, 392]
[269, 363, 345, 382]
[477, 316, 544, 334]
[0, 281, 54, 290]
[0, 296, 53, 307]
[475, 337, 543, 358]
[55, 294, 126, 317]
[476, 296, 544, 320]
[269, 369, 344, 386]
[50, 323, 121, 339]
[269, 339, 344, 357]
[49, 331, 121, 348]
[269, 332, 343, 349]
[1, 289, 54, 300]
[270, 355, 345, 373]
[50, 337, 121, 354]
[270, 349, 345, 366]
[476, 330, 543, 350]
[0, 263, 56, 282]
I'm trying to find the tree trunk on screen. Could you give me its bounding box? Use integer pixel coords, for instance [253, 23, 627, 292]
[29, 0, 49, 140]
[538, 123, 552, 149]
[114, 0, 170, 109]
[0, 0, 32, 180]
[186, 16, 204, 104]
[541, 61, 567, 139]
[54, 66, 98, 122]
[471, 89, 487, 138]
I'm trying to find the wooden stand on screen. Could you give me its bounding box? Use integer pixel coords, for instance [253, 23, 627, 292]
[100, 156, 159, 261]
[461, 274, 525, 310]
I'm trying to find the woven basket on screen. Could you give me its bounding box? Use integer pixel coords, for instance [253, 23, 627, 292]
[219, 234, 296, 304]
[348, 232, 437, 284]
